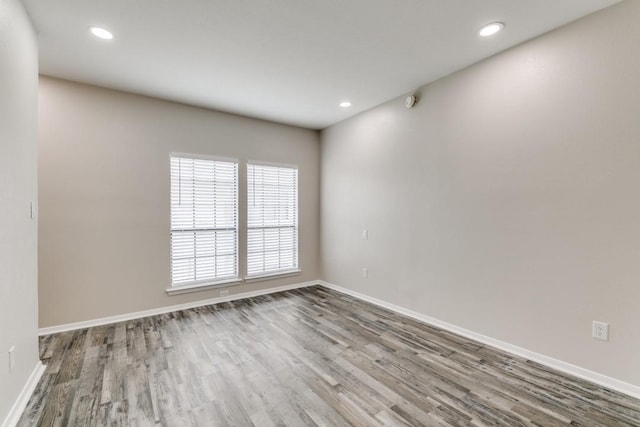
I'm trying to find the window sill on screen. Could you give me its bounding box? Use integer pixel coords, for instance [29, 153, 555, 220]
[244, 269, 301, 283]
[166, 278, 243, 296]
[166, 270, 302, 295]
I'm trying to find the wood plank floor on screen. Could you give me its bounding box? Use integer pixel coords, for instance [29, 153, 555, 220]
[20, 286, 640, 426]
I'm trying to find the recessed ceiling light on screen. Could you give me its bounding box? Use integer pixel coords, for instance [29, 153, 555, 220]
[479, 22, 504, 37]
[339, 101, 352, 108]
[90, 26, 114, 40]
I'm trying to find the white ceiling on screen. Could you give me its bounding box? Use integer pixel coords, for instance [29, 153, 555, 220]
[23, 0, 620, 129]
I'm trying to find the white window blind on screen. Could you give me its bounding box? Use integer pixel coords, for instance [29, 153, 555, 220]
[170, 156, 238, 286]
[247, 163, 298, 276]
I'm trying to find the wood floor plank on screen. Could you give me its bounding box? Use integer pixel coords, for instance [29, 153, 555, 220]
[19, 286, 640, 426]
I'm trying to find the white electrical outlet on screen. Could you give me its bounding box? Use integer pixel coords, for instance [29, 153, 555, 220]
[361, 268, 368, 279]
[220, 290, 229, 297]
[362, 229, 369, 240]
[592, 321, 609, 341]
[9, 346, 15, 373]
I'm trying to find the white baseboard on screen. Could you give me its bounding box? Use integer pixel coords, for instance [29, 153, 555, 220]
[318, 280, 640, 401]
[39, 280, 319, 336]
[37, 278, 640, 400]
[1, 361, 46, 427]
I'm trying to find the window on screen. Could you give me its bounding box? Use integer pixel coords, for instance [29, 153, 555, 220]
[170, 156, 238, 287]
[247, 163, 298, 277]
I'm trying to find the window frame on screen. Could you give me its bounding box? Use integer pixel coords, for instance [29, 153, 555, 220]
[168, 153, 241, 294]
[246, 161, 300, 279]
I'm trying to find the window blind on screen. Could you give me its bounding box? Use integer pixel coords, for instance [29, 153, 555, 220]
[170, 156, 238, 286]
[247, 163, 298, 276]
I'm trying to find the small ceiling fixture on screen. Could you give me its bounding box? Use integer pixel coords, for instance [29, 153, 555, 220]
[339, 101, 352, 108]
[479, 22, 504, 37]
[89, 26, 114, 40]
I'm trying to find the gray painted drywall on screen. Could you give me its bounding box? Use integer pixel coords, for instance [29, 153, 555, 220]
[321, 0, 640, 387]
[0, 0, 40, 421]
[38, 77, 320, 327]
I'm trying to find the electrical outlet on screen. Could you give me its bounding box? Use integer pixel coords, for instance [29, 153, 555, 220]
[361, 268, 368, 279]
[9, 346, 15, 373]
[592, 321, 609, 341]
[220, 289, 229, 297]
[362, 229, 369, 240]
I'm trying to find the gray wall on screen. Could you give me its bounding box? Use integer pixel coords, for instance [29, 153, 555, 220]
[38, 77, 320, 327]
[321, 0, 640, 387]
[0, 0, 40, 421]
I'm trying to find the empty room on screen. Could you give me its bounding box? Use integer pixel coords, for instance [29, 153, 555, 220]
[2, 0, 640, 425]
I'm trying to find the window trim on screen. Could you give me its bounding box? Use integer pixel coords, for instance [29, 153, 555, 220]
[171, 152, 239, 164]
[247, 159, 299, 169]
[169, 154, 240, 289]
[166, 278, 243, 295]
[167, 157, 303, 296]
[246, 161, 299, 278]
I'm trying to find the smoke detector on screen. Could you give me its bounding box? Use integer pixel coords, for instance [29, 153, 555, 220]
[406, 94, 418, 109]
